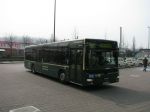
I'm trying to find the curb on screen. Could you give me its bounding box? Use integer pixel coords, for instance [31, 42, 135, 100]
[0, 61, 23, 64]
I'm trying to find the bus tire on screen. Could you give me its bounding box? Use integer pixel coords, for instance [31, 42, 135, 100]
[59, 72, 66, 83]
[31, 65, 36, 74]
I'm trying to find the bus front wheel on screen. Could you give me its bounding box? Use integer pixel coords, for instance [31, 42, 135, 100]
[59, 72, 66, 83]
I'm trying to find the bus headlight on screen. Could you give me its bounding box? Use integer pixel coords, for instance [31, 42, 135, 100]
[86, 79, 93, 82]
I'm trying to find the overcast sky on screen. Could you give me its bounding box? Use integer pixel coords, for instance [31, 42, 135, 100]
[0, 0, 150, 48]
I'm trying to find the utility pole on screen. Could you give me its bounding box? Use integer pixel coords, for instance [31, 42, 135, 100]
[119, 27, 122, 49]
[53, 0, 56, 42]
[148, 26, 150, 49]
[132, 36, 136, 56]
[133, 36, 135, 51]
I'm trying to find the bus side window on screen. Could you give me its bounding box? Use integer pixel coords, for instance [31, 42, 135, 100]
[32, 49, 36, 61]
[57, 49, 67, 65]
[25, 52, 32, 60]
[37, 50, 43, 62]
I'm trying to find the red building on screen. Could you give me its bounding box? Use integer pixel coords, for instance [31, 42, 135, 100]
[0, 41, 24, 57]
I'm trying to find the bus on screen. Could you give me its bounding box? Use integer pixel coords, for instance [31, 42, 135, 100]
[24, 38, 119, 86]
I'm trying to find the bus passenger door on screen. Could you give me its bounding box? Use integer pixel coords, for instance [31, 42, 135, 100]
[69, 49, 83, 84]
[35, 50, 42, 73]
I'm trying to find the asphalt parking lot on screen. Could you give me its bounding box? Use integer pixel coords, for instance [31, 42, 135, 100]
[0, 63, 150, 112]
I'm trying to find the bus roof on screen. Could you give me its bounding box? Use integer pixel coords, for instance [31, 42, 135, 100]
[25, 38, 117, 49]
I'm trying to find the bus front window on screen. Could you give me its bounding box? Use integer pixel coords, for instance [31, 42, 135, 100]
[85, 49, 117, 69]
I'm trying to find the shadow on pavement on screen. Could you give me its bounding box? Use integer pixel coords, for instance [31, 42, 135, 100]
[79, 85, 150, 106]
[27, 70, 150, 107]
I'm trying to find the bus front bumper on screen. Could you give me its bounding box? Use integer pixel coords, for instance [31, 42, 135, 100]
[86, 77, 119, 85]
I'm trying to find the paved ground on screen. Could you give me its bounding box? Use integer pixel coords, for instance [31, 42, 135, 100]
[0, 63, 150, 112]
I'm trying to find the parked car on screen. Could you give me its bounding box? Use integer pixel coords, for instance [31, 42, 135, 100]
[125, 58, 135, 67]
[147, 58, 150, 65]
[136, 57, 144, 66]
[118, 57, 126, 67]
[132, 58, 139, 66]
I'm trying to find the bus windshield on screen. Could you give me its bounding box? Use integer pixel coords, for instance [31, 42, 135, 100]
[85, 49, 117, 69]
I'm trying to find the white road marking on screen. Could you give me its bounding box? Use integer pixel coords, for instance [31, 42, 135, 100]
[130, 74, 140, 78]
[137, 67, 150, 72]
[9, 106, 40, 112]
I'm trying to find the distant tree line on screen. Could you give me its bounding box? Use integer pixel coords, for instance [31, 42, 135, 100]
[0, 34, 59, 58]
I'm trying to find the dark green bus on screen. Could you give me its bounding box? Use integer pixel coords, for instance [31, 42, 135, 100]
[24, 38, 119, 86]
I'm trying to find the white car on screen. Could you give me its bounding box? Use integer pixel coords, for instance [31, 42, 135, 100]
[118, 57, 126, 67]
[147, 58, 150, 65]
[132, 58, 139, 66]
[125, 58, 135, 67]
[136, 58, 144, 66]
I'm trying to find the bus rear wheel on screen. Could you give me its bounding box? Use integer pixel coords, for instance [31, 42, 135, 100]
[31, 65, 36, 74]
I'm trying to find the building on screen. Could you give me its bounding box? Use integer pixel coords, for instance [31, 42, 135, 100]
[0, 40, 24, 57]
[135, 49, 150, 58]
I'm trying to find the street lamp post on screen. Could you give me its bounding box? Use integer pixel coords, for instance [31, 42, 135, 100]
[54, 0, 56, 42]
[148, 26, 150, 49]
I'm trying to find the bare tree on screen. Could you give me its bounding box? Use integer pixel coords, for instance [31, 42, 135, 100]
[22, 36, 33, 47]
[72, 28, 79, 39]
[36, 38, 48, 44]
[5, 35, 16, 57]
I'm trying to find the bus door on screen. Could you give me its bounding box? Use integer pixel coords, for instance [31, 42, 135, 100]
[35, 49, 42, 73]
[69, 49, 83, 84]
